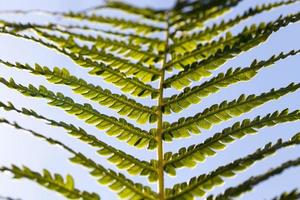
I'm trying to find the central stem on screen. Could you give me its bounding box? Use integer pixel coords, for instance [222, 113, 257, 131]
[157, 13, 170, 200]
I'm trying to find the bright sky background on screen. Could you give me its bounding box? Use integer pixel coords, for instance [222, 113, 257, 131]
[0, 0, 299, 200]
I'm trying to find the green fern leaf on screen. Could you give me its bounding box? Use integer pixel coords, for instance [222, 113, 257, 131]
[173, 0, 240, 15]
[165, 134, 300, 199]
[164, 50, 300, 113]
[172, 0, 299, 52]
[0, 118, 157, 199]
[64, 12, 164, 35]
[0, 165, 100, 200]
[164, 109, 300, 172]
[171, 0, 241, 32]
[0, 19, 165, 52]
[0, 101, 157, 180]
[272, 189, 300, 200]
[1, 1, 299, 199]
[35, 28, 163, 66]
[0, 77, 157, 149]
[0, 60, 157, 124]
[163, 83, 300, 140]
[165, 12, 300, 86]
[0, 29, 159, 98]
[104, 0, 165, 22]
[71, 153, 158, 199]
[207, 157, 300, 200]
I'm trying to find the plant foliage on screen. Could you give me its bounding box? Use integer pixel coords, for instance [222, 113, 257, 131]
[0, 0, 299, 199]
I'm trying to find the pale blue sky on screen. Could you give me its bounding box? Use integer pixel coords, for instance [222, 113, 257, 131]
[0, 0, 299, 200]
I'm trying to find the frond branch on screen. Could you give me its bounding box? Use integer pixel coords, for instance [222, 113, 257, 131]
[103, 1, 165, 22]
[0, 119, 101, 200]
[164, 49, 300, 113]
[166, 134, 300, 199]
[35, 28, 162, 66]
[272, 189, 300, 200]
[164, 109, 300, 172]
[0, 60, 157, 124]
[208, 157, 300, 200]
[0, 118, 157, 200]
[0, 77, 157, 149]
[163, 83, 300, 140]
[171, 0, 299, 51]
[0, 20, 164, 52]
[64, 12, 165, 35]
[0, 29, 159, 98]
[165, 12, 300, 87]
[0, 101, 157, 180]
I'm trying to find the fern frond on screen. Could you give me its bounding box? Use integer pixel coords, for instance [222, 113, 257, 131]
[171, 0, 241, 32]
[57, 123, 157, 181]
[104, 1, 165, 22]
[33, 28, 161, 82]
[272, 189, 300, 200]
[171, 0, 299, 52]
[0, 20, 164, 51]
[173, 0, 240, 14]
[125, 34, 165, 53]
[35, 28, 162, 66]
[0, 101, 157, 180]
[77, 57, 158, 98]
[0, 60, 157, 124]
[166, 13, 300, 72]
[59, 27, 164, 52]
[164, 109, 300, 172]
[165, 134, 300, 199]
[1, 0, 299, 198]
[171, 6, 300, 58]
[0, 119, 100, 200]
[163, 83, 300, 140]
[0, 29, 159, 98]
[70, 153, 158, 199]
[166, 12, 300, 75]
[0, 77, 157, 149]
[48, 24, 165, 53]
[0, 166, 100, 200]
[0, 118, 157, 199]
[164, 50, 300, 113]
[208, 157, 300, 200]
[64, 12, 164, 35]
